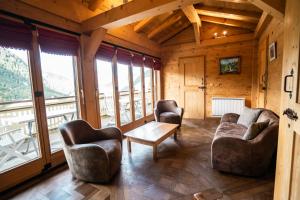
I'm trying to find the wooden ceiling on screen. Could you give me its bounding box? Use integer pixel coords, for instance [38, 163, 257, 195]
[10, 0, 284, 45]
[131, 0, 266, 44]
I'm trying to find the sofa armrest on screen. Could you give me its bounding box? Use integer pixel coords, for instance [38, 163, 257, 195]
[221, 113, 240, 123]
[211, 136, 253, 173]
[95, 127, 123, 144]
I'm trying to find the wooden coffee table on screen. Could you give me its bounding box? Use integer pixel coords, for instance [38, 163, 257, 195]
[124, 122, 179, 161]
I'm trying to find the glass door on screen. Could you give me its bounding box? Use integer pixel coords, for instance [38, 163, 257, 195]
[144, 67, 153, 115]
[40, 52, 79, 153]
[96, 59, 116, 128]
[132, 65, 144, 120]
[117, 63, 132, 125]
[0, 47, 41, 172]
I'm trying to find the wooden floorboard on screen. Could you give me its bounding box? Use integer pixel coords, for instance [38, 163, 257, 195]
[4, 119, 275, 200]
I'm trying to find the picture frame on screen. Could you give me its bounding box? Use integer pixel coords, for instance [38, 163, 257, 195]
[219, 56, 241, 74]
[269, 42, 277, 62]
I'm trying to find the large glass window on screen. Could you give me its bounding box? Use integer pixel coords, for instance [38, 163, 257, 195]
[117, 63, 132, 125]
[0, 47, 40, 172]
[40, 52, 78, 153]
[144, 67, 153, 115]
[96, 59, 116, 128]
[132, 66, 143, 120]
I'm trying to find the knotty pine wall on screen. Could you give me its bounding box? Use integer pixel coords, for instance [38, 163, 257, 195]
[255, 19, 284, 115]
[161, 25, 256, 117]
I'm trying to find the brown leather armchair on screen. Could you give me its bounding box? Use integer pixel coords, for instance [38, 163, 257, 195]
[154, 100, 184, 127]
[59, 120, 122, 183]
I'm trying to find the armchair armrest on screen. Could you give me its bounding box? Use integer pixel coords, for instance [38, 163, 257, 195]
[220, 113, 240, 123]
[154, 108, 160, 122]
[95, 127, 122, 144]
[175, 107, 184, 118]
[67, 143, 110, 181]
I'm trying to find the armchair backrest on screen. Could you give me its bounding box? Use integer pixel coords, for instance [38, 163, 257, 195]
[156, 100, 179, 113]
[59, 120, 99, 145]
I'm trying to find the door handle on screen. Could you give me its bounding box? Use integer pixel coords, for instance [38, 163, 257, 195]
[198, 86, 206, 90]
[283, 108, 298, 121]
[284, 69, 294, 99]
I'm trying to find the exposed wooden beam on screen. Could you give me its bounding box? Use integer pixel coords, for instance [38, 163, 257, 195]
[80, 30, 106, 128]
[200, 16, 256, 30]
[147, 13, 183, 39]
[196, 6, 260, 23]
[182, 5, 201, 45]
[88, 0, 103, 11]
[247, 0, 284, 20]
[134, 17, 155, 32]
[107, 25, 161, 54]
[84, 28, 107, 58]
[0, 0, 81, 33]
[158, 22, 191, 43]
[81, 0, 202, 32]
[254, 11, 272, 37]
[182, 5, 201, 25]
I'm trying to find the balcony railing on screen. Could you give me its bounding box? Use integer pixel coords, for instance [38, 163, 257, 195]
[0, 92, 153, 172]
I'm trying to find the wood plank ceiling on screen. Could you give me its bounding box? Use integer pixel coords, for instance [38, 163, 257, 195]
[132, 0, 263, 44]
[14, 0, 282, 45]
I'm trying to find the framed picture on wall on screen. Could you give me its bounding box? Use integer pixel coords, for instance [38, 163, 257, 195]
[219, 56, 240, 74]
[269, 42, 277, 62]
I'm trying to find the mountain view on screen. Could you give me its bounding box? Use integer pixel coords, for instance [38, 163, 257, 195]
[0, 48, 64, 103]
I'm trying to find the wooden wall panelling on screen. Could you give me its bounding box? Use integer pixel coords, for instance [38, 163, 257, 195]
[256, 18, 284, 114]
[162, 38, 256, 116]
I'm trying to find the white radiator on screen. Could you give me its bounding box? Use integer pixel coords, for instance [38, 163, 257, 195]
[212, 97, 245, 117]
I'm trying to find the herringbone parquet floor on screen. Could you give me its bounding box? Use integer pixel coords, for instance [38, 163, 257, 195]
[7, 119, 275, 200]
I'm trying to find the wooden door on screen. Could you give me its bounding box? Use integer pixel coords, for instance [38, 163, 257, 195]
[179, 56, 205, 119]
[274, 0, 300, 199]
[257, 37, 268, 108]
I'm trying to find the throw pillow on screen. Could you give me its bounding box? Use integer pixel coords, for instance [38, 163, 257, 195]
[237, 107, 262, 127]
[243, 120, 270, 140]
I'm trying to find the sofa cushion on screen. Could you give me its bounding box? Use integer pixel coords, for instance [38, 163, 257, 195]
[243, 120, 269, 140]
[237, 107, 262, 127]
[160, 112, 181, 124]
[215, 122, 247, 139]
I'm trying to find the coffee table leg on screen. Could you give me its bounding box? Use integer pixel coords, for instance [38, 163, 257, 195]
[174, 131, 177, 141]
[127, 138, 131, 153]
[153, 145, 158, 161]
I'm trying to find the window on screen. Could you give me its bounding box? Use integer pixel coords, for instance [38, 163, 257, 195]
[96, 59, 116, 128]
[0, 47, 40, 172]
[132, 66, 143, 120]
[40, 52, 79, 152]
[117, 63, 132, 125]
[144, 67, 153, 115]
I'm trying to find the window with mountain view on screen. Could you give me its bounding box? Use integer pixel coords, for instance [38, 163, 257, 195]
[40, 52, 78, 153]
[96, 59, 116, 128]
[0, 47, 40, 172]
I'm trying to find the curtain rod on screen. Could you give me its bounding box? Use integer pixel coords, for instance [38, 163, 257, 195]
[0, 10, 160, 59]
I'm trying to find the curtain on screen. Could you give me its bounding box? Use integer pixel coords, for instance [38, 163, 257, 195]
[38, 28, 79, 56]
[153, 58, 162, 70]
[0, 17, 32, 50]
[96, 44, 115, 61]
[131, 52, 143, 67]
[144, 56, 154, 68]
[116, 48, 132, 65]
